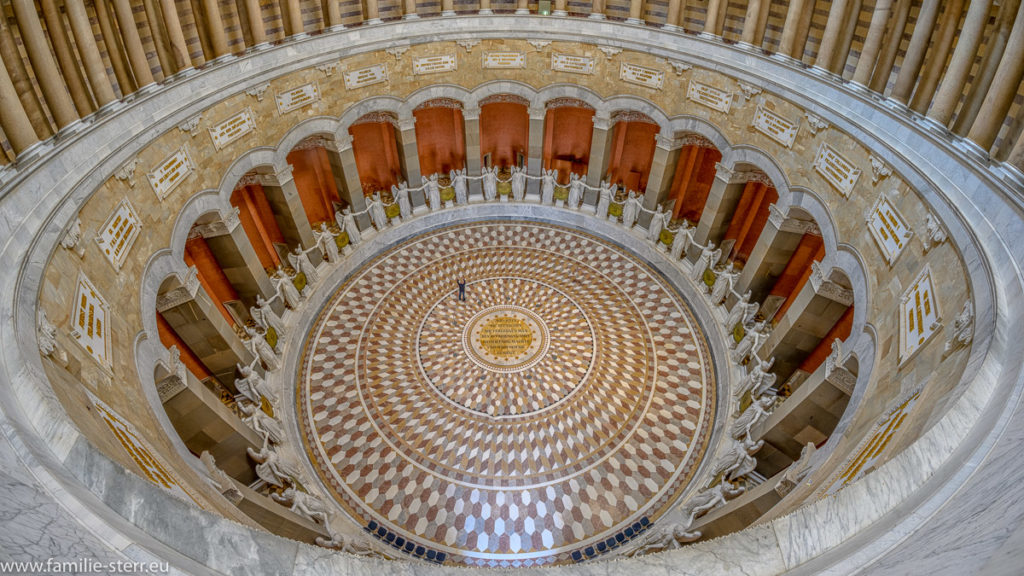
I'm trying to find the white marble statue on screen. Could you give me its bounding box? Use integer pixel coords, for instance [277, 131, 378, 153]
[711, 437, 762, 482]
[632, 523, 701, 555]
[451, 168, 468, 205]
[250, 295, 284, 339]
[778, 442, 818, 495]
[272, 270, 302, 310]
[680, 481, 745, 527]
[731, 394, 775, 445]
[648, 204, 668, 243]
[235, 363, 277, 406]
[316, 531, 378, 555]
[691, 242, 720, 283]
[541, 169, 555, 205]
[568, 173, 584, 209]
[595, 180, 613, 218]
[243, 325, 281, 371]
[369, 192, 388, 230]
[482, 166, 498, 201]
[671, 222, 691, 260]
[423, 174, 441, 211]
[732, 320, 768, 364]
[392, 181, 412, 220]
[725, 291, 757, 330]
[336, 208, 360, 245]
[238, 399, 284, 445]
[37, 309, 58, 357]
[511, 166, 527, 201]
[288, 246, 319, 287]
[314, 223, 339, 263]
[734, 356, 777, 413]
[710, 262, 737, 305]
[622, 191, 641, 228]
[199, 451, 242, 503]
[247, 439, 300, 488]
[272, 487, 329, 525]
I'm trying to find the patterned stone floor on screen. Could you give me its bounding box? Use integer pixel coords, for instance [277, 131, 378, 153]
[298, 222, 716, 567]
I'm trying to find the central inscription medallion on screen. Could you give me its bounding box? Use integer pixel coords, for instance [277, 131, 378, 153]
[478, 315, 533, 358]
[463, 305, 548, 372]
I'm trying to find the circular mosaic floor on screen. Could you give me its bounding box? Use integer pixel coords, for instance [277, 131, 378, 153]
[298, 221, 716, 567]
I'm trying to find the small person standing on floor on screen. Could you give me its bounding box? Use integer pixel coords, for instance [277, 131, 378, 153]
[457, 278, 467, 302]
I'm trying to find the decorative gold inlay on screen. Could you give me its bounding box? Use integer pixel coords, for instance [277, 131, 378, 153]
[477, 314, 533, 359]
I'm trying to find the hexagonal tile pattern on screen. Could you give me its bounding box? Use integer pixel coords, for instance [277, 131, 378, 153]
[299, 222, 715, 567]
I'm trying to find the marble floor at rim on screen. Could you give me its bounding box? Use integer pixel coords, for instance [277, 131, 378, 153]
[298, 221, 716, 567]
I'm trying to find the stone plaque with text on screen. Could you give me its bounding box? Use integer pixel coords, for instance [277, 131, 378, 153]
[413, 54, 457, 75]
[275, 82, 321, 114]
[209, 108, 256, 150]
[687, 80, 731, 113]
[867, 195, 912, 265]
[551, 53, 595, 75]
[753, 104, 798, 148]
[483, 51, 526, 69]
[814, 144, 861, 197]
[619, 62, 664, 89]
[344, 64, 388, 89]
[146, 146, 193, 200]
[95, 199, 142, 270]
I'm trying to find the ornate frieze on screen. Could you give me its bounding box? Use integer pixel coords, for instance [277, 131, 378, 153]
[479, 93, 531, 107]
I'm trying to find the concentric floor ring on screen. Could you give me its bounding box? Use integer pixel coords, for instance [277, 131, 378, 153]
[299, 221, 716, 567]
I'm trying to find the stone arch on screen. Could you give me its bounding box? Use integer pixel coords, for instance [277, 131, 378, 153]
[720, 144, 793, 198]
[668, 115, 732, 153]
[216, 147, 279, 202]
[400, 86, 471, 117]
[599, 95, 672, 135]
[272, 116, 342, 168]
[536, 83, 605, 111]
[337, 96, 406, 137]
[465, 80, 539, 111]
[168, 191, 230, 264]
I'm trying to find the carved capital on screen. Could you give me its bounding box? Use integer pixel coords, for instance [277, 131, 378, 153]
[805, 112, 829, 135]
[177, 114, 202, 137]
[869, 154, 892, 185]
[668, 60, 692, 75]
[245, 82, 270, 101]
[115, 158, 141, 188]
[384, 46, 410, 59]
[809, 262, 854, 305]
[456, 39, 481, 53]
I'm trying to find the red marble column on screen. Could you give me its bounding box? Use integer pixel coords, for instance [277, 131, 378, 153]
[184, 236, 239, 326]
[769, 233, 825, 323]
[797, 305, 854, 374]
[231, 184, 284, 270]
[157, 312, 214, 380]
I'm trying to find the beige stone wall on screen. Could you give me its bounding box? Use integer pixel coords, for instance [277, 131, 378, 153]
[36, 37, 972, 519]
